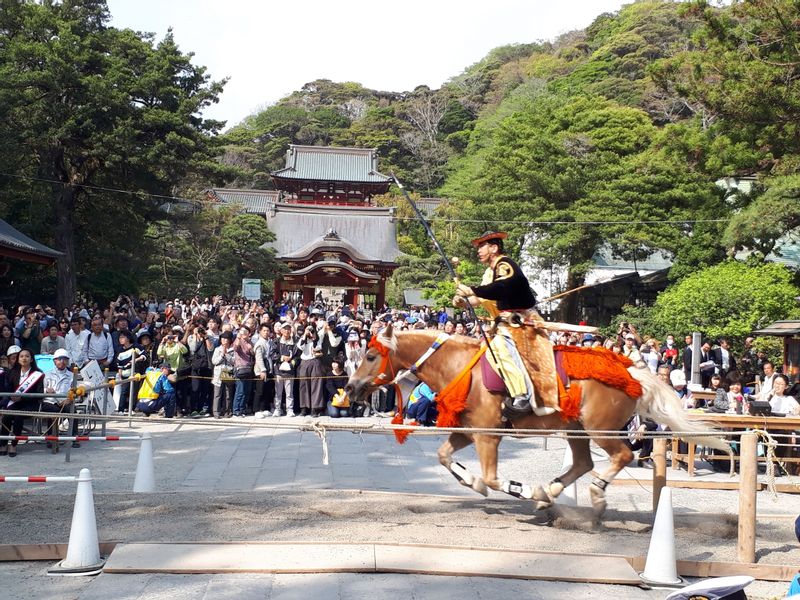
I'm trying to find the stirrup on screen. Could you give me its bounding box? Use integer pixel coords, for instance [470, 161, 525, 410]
[502, 398, 532, 419]
[532, 405, 558, 416]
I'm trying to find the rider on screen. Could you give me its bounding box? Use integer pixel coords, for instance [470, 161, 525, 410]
[454, 231, 558, 417]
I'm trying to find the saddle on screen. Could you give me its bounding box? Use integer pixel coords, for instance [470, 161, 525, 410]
[479, 346, 570, 395]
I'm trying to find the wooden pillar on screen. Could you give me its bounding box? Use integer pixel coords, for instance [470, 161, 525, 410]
[738, 432, 757, 563]
[653, 438, 667, 513]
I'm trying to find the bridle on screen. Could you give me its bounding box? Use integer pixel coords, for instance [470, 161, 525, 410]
[367, 333, 451, 387]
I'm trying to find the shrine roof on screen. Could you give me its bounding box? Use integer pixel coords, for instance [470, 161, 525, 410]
[271, 145, 392, 184]
[263, 202, 400, 264]
[207, 188, 280, 214]
[0, 218, 62, 265]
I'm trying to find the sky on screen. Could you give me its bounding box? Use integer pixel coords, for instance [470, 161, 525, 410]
[107, 0, 630, 129]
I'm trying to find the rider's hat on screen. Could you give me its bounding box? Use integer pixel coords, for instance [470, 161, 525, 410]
[470, 231, 507, 248]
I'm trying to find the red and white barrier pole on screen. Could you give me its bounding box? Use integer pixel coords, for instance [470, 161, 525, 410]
[0, 475, 78, 483]
[0, 435, 141, 442]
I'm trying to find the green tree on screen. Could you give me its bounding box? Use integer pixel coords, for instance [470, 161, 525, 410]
[0, 0, 228, 308]
[649, 261, 800, 344]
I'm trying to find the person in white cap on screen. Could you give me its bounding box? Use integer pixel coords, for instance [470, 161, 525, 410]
[0, 345, 21, 393]
[42, 349, 80, 447]
[665, 575, 753, 600]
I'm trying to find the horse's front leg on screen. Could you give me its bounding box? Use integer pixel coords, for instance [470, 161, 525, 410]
[532, 435, 594, 510]
[437, 432, 486, 496]
[474, 433, 542, 501]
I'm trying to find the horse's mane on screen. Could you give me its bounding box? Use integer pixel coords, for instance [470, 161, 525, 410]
[382, 329, 482, 352]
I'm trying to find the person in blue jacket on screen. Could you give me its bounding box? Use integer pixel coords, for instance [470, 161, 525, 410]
[406, 382, 437, 426]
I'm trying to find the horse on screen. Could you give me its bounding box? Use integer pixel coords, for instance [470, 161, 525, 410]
[344, 324, 732, 517]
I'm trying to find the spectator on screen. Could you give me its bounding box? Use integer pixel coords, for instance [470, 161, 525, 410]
[211, 331, 235, 419]
[151, 365, 178, 418]
[40, 324, 66, 355]
[681, 334, 694, 382]
[406, 382, 438, 426]
[115, 330, 139, 413]
[698, 340, 716, 388]
[296, 323, 324, 417]
[767, 375, 799, 416]
[253, 323, 276, 417]
[641, 339, 661, 373]
[231, 325, 255, 417]
[273, 322, 297, 418]
[16, 308, 42, 356]
[622, 334, 641, 362]
[136, 330, 158, 370]
[79, 317, 115, 368]
[669, 369, 692, 407]
[0, 324, 17, 366]
[713, 338, 737, 379]
[0, 349, 44, 457]
[42, 349, 80, 448]
[157, 327, 189, 415]
[325, 360, 350, 418]
[319, 318, 342, 369]
[758, 361, 777, 400]
[187, 324, 213, 417]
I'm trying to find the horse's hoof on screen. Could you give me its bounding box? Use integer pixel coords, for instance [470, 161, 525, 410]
[589, 483, 607, 517]
[532, 485, 553, 510]
[471, 477, 488, 497]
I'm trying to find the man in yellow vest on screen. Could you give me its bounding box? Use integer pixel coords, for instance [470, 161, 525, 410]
[454, 231, 559, 417]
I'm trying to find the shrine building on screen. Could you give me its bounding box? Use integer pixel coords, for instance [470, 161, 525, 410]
[208, 145, 400, 307]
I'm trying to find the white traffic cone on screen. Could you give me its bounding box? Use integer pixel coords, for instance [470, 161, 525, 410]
[639, 487, 683, 587]
[555, 444, 578, 506]
[133, 431, 155, 493]
[48, 468, 105, 576]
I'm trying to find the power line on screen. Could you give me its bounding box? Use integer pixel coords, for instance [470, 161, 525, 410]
[396, 217, 728, 225]
[0, 172, 729, 226]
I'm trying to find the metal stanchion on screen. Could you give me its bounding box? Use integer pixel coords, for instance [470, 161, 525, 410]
[128, 374, 135, 428]
[101, 368, 109, 437]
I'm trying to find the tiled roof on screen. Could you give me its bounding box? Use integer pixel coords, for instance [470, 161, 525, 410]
[208, 188, 280, 214]
[264, 202, 400, 264]
[754, 320, 800, 336]
[272, 145, 391, 184]
[0, 218, 62, 263]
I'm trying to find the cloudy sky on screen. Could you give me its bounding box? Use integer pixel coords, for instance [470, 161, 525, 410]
[107, 0, 629, 129]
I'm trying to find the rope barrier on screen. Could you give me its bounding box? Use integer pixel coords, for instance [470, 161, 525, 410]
[0, 408, 758, 440]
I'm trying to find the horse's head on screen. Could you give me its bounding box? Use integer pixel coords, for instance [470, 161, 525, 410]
[344, 323, 399, 405]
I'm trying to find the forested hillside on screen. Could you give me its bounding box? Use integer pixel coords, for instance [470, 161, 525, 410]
[1, 0, 798, 315]
[221, 0, 800, 312]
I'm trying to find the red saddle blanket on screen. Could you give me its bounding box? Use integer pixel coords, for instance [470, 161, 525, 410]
[478, 345, 642, 419]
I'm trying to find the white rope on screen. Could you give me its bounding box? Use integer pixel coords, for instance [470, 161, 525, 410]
[312, 423, 330, 466]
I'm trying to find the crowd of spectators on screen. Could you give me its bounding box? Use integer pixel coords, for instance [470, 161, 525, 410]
[0, 297, 796, 460]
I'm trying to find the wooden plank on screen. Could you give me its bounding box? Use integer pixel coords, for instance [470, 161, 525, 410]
[611, 476, 800, 494]
[0, 542, 117, 562]
[103, 542, 642, 585]
[624, 555, 797, 581]
[375, 545, 641, 585]
[104, 542, 375, 574]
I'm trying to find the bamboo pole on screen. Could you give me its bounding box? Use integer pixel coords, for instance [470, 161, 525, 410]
[738, 432, 757, 563]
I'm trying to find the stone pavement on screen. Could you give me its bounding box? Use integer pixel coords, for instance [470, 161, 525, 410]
[1, 415, 799, 600]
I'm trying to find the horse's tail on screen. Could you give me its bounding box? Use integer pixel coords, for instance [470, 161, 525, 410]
[628, 366, 732, 456]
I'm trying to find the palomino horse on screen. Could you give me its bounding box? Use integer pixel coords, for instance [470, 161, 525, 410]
[344, 325, 732, 516]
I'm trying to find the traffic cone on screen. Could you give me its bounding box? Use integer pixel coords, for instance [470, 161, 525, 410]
[639, 487, 683, 587]
[555, 444, 578, 506]
[133, 431, 155, 493]
[48, 468, 105, 576]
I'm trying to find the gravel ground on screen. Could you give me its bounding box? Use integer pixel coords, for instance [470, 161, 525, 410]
[0, 417, 798, 599]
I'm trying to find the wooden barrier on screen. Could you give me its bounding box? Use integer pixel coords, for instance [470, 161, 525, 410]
[671, 413, 800, 477]
[738, 433, 757, 563]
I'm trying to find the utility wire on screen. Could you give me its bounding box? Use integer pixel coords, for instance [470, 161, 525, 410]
[0, 171, 729, 226]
